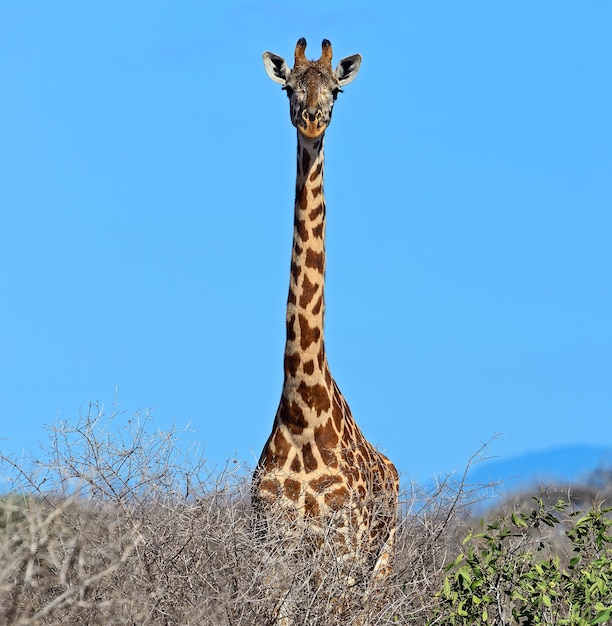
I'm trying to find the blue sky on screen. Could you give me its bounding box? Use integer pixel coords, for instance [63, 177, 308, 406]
[1, 2, 611, 485]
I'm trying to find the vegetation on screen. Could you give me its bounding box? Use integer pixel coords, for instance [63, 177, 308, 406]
[436, 499, 612, 625]
[1, 405, 610, 625]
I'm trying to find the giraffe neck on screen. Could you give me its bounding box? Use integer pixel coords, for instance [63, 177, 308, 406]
[282, 134, 331, 406]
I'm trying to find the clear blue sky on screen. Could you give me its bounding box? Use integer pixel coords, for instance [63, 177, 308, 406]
[1, 2, 611, 485]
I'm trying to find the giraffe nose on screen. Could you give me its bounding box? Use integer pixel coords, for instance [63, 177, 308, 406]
[303, 108, 323, 123]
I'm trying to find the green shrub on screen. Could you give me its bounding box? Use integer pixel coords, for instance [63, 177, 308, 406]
[435, 498, 612, 625]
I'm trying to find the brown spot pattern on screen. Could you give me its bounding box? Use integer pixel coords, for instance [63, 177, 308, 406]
[299, 273, 319, 308]
[341, 425, 355, 446]
[298, 313, 321, 350]
[259, 479, 278, 497]
[297, 381, 331, 416]
[280, 397, 308, 434]
[324, 487, 348, 510]
[299, 187, 308, 212]
[273, 428, 290, 456]
[345, 449, 355, 465]
[262, 447, 276, 468]
[309, 160, 322, 181]
[284, 351, 301, 377]
[304, 492, 320, 516]
[309, 205, 323, 220]
[319, 444, 339, 468]
[302, 442, 318, 472]
[312, 223, 324, 238]
[332, 396, 343, 432]
[310, 473, 343, 493]
[291, 260, 301, 281]
[295, 216, 309, 241]
[325, 367, 332, 386]
[305, 247, 324, 270]
[289, 454, 302, 472]
[286, 315, 296, 341]
[284, 478, 302, 501]
[314, 420, 339, 449]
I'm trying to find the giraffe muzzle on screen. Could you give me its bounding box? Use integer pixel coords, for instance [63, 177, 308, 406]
[304, 108, 323, 124]
[299, 108, 326, 139]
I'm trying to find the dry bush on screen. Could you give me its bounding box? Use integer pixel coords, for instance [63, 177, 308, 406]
[0, 404, 488, 625]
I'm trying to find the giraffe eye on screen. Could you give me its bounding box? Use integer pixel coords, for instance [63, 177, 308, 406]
[332, 87, 343, 101]
[283, 85, 294, 98]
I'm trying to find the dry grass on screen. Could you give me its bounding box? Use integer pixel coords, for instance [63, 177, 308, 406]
[1, 404, 492, 625]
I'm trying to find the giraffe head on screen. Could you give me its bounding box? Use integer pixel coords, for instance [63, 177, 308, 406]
[263, 38, 361, 140]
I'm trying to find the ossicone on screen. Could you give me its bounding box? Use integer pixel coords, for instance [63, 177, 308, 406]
[294, 38, 307, 64]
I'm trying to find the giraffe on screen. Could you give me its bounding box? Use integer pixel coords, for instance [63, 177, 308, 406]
[252, 38, 399, 620]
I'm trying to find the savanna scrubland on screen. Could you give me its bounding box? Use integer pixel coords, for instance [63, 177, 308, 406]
[1, 405, 611, 625]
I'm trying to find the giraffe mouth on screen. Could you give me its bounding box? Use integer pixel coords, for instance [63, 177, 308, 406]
[298, 121, 327, 140]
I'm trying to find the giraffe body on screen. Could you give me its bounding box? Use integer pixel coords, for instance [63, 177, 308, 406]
[253, 39, 399, 613]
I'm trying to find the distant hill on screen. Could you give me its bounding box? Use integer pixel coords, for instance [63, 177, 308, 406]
[467, 444, 612, 496]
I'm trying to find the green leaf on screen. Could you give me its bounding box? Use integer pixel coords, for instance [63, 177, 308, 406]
[589, 609, 611, 625]
[511, 511, 528, 528]
[443, 576, 451, 597]
[569, 556, 581, 568]
[512, 591, 528, 603]
[457, 567, 472, 590]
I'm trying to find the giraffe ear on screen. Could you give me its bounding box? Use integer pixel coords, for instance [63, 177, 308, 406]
[263, 52, 290, 85]
[335, 54, 362, 86]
